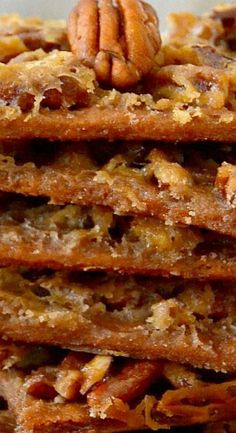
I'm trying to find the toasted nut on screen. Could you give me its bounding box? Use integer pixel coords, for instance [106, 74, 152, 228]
[68, 0, 161, 88]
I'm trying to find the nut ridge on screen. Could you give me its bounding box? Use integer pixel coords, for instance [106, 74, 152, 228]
[68, 0, 161, 88]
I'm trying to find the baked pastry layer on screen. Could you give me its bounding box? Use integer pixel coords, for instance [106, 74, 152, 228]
[0, 268, 235, 371]
[0, 140, 234, 237]
[0, 28, 235, 140]
[0, 195, 234, 278]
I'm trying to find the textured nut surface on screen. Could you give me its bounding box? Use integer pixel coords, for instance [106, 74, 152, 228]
[68, 0, 161, 88]
[210, 4, 236, 51]
[211, 4, 236, 20]
[216, 163, 236, 208]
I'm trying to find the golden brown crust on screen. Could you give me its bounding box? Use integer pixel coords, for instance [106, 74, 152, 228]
[0, 197, 234, 278]
[0, 141, 234, 237]
[68, 0, 161, 88]
[0, 4, 235, 432]
[0, 268, 236, 371]
[1, 107, 236, 142]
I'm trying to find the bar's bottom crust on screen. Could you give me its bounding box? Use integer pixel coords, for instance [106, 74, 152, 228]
[1, 343, 236, 433]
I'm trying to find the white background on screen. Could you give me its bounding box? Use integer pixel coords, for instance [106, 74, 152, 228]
[0, 0, 234, 30]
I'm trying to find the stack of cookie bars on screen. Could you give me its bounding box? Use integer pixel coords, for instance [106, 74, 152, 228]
[0, 1, 235, 432]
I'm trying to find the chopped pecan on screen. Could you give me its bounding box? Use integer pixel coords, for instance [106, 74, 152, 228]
[215, 162, 236, 208]
[25, 369, 57, 400]
[87, 359, 162, 409]
[68, 0, 161, 88]
[211, 4, 236, 20]
[210, 5, 236, 51]
[54, 369, 82, 400]
[163, 362, 202, 389]
[81, 355, 112, 395]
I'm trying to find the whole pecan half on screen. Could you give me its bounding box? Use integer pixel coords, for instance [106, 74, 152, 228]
[68, 0, 161, 88]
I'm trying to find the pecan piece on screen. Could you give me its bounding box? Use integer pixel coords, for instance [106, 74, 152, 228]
[215, 162, 236, 208]
[211, 4, 236, 20]
[68, 0, 161, 88]
[210, 5, 236, 51]
[87, 359, 162, 408]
